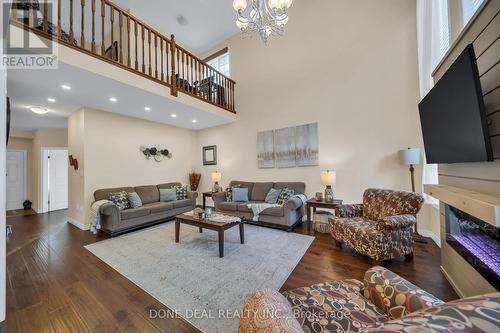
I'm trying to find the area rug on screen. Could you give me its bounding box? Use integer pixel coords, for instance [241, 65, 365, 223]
[85, 222, 314, 333]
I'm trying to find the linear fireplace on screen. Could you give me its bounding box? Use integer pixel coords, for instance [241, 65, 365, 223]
[445, 204, 500, 290]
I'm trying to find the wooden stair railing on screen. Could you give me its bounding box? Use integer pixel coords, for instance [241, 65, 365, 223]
[9, 0, 236, 113]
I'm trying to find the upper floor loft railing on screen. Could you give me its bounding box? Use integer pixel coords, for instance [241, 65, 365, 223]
[9, 0, 236, 113]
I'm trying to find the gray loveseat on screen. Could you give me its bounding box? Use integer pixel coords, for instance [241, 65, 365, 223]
[94, 182, 197, 236]
[212, 181, 306, 231]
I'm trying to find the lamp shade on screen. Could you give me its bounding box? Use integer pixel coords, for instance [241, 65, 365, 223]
[211, 171, 222, 182]
[320, 170, 336, 186]
[399, 148, 421, 165]
[236, 17, 249, 30]
[233, 0, 247, 11]
[268, 0, 280, 10]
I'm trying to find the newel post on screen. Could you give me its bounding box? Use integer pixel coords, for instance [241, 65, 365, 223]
[170, 34, 178, 97]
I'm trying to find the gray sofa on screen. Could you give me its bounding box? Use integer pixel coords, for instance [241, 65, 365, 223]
[94, 182, 198, 236]
[213, 181, 306, 231]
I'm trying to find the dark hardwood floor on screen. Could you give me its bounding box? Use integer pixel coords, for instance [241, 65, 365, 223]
[6, 210, 457, 332]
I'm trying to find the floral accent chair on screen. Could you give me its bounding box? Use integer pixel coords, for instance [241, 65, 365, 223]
[363, 294, 500, 332]
[361, 266, 443, 318]
[330, 188, 424, 265]
[238, 266, 500, 333]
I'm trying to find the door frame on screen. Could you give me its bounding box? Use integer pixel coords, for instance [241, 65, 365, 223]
[40, 147, 68, 213]
[6, 149, 27, 211]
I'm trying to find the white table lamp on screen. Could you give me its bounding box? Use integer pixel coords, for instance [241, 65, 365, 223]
[211, 171, 222, 192]
[398, 148, 421, 192]
[320, 170, 336, 202]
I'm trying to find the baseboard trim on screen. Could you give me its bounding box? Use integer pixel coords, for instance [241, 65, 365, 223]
[440, 265, 465, 298]
[67, 217, 90, 231]
[418, 229, 441, 247]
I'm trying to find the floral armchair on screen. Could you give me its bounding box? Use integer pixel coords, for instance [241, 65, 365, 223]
[238, 266, 500, 333]
[330, 188, 424, 265]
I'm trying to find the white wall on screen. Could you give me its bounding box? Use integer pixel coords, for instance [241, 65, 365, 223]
[196, 0, 423, 205]
[68, 108, 198, 228]
[68, 110, 86, 228]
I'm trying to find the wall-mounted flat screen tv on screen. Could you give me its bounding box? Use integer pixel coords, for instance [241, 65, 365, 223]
[418, 44, 493, 164]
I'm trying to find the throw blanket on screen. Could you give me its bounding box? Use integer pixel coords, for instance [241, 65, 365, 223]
[247, 203, 280, 222]
[292, 194, 308, 206]
[89, 200, 111, 234]
[247, 194, 308, 222]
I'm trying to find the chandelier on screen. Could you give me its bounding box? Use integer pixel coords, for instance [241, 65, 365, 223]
[232, 0, 293, 44]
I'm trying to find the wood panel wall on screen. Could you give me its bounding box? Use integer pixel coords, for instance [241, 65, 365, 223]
[432, 0, 500, 297]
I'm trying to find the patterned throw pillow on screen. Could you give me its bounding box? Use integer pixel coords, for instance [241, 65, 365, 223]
[265, 188, 282, 204]
[109, 191, 130, 210]
[277, 188, 295, 206]
[174, 185, 188, 200]
[225, 185, 241, 201]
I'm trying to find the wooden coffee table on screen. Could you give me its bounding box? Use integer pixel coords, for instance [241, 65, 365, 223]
[174, 213, 244, 258]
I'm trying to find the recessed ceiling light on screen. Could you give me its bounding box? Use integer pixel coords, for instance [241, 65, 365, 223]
[144, 106, 151, 111]
[61, 84, 71, 90]
[192, 119, 197, 123]
[109, 97, 117, 102]
[47, 97, 56, 102]
[29, 107, 50, 115]
[171, 114, 177, 118]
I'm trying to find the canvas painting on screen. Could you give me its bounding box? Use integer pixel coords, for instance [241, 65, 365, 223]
[257, 130, 275, 168]
[296, 122, 319, 166]
[275, 127, 296, 168]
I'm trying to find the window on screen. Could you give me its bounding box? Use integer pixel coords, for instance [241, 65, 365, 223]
[416, 0, 452, 204]
[461, 0, 485, 27]
[207, 52, 230, 77]
[431, 0, 451, 70]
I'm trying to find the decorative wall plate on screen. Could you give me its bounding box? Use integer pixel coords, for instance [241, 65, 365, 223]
[140, 146, 171, 162]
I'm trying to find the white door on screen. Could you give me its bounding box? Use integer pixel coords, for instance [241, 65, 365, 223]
[43, 149, 68, 212]
[6, 150, 26, 211]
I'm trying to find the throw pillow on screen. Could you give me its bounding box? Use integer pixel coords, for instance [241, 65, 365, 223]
[174, 185, 188, 200]
[265, 188, 282, 204]
[109, 191, 130, 210]
[277, 188, 295, 206]
[232, 187, 249, 202]
[159, 188, 177, 202]
[225, 185, 241, 201]
[127, 192, 143, 209]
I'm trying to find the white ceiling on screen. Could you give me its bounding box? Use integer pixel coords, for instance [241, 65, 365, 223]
[7, 62, 234, 131]
[112, 0, 239, 54]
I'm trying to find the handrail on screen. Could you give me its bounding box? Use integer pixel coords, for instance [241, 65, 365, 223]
[9, 0, 235, 113]
[176, 44, 236, 84]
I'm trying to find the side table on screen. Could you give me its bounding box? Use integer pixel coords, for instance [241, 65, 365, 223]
[202, 192, 213, 210]
[306, 198, 343, 235]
